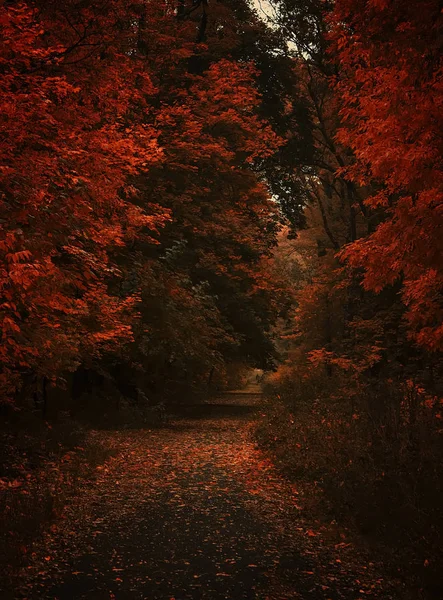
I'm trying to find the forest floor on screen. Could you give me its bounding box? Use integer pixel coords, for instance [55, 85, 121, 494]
[10, 385, 409, 600]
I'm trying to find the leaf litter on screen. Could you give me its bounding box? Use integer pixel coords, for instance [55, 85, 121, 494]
[13, 393, 405, 599]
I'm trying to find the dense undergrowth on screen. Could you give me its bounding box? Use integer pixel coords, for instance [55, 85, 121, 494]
[0, 412, 116, 591]
[256, 368, 443, 598]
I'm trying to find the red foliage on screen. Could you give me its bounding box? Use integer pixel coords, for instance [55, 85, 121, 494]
[0, 2, 174, 397]
[330, 0, 443, 349]
[0, 1, 285, 399]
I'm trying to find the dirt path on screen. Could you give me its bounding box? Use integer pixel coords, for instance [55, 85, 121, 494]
[15, 389, 403, 599]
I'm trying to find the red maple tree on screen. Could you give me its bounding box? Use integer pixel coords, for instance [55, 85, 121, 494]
[330, 0, 443, 350]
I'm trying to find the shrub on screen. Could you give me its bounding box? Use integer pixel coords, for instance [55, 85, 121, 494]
[257, 364, 443, 592]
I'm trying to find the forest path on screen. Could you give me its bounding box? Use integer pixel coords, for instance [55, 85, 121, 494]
[16, 386, 400, 600]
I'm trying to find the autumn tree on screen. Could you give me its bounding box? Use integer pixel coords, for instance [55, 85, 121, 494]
[265, 0, 443, 374]
[0, 1, 174, 401]
[330, 0, 443, 351]
[124, 53, 286, 397]
[1, 0, 293, 406]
